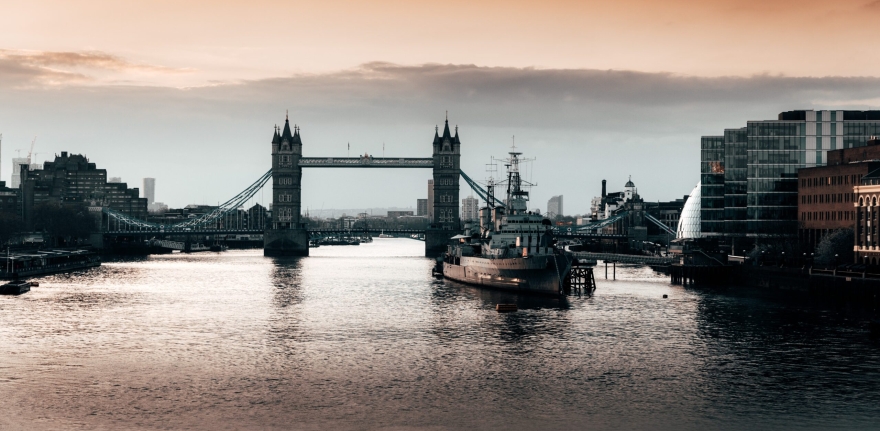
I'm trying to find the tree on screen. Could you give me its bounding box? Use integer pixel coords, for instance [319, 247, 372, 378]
[814, 228, 854, 266]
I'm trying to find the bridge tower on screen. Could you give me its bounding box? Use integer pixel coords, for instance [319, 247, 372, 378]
[425, 116, 461, 256]
[264, 115, 309, 256]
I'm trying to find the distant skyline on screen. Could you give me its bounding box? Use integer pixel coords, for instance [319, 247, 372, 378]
[2, 0, 880, 212]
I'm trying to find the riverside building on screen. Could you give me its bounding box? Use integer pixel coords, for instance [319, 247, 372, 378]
[798, 138, 880, 252]
[700, 110, 880, 245]
[855, 167, 880, 264]
[19, 152, 147, 229]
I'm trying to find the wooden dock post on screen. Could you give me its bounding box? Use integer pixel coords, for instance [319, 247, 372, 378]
[566, 261, 597, 295]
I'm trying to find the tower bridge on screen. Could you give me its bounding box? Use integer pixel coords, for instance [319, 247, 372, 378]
[266, 115, 460, 256]
[99, 115, 464, 257]
[97, 114, 659, 255]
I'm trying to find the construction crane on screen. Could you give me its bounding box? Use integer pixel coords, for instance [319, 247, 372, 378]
[31, 152, 46, 168]
[27, 136, 36, 164]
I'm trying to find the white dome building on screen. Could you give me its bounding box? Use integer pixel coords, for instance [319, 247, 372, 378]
[676, 182, 701, 239]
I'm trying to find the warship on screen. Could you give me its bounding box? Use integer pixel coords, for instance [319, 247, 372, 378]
[439, 148, 571, 295]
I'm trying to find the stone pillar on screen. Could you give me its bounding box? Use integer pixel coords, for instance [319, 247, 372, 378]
[425, 117, 461, 257]
[264, 117, 309, 257]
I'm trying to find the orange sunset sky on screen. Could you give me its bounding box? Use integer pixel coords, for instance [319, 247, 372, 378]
[2, 0, 880, 210]
[3, 0, 880, 86]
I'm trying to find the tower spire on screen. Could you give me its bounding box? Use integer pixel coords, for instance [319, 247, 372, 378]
[281, 113, 293, 141]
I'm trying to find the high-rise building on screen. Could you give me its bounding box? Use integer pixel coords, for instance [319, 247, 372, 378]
[10, 157, 29, 188]
[143, 178, 155, 204]
[547, 195, 563, 218]
[701, 110, 880, 239]
[427, 179, 434, 221]
[417, 198, 428, 216]
[461, 196, 479, 221]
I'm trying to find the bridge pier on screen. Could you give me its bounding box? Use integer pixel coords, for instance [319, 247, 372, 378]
[264, 228, 309, 256]
[425, 229, 453, 257]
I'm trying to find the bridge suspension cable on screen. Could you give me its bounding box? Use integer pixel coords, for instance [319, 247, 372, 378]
[459, 169, 501, 208]
[103, 169, 273, 231]
[644, 213, 676, 236]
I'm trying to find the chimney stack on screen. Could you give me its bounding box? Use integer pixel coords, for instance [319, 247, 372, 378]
[601, 179, 607, 199]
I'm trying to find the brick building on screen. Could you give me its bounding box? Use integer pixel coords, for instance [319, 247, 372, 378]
[854, 165, 880, 264]
[798, 138, 880, 251]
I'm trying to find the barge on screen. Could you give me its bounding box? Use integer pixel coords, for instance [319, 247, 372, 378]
[1, 249, 101, 280]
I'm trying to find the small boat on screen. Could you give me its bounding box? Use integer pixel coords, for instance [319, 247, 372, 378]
[210, 243, 228, 252]
[1, 280, 31, 295]
[378, 231, 393, 238]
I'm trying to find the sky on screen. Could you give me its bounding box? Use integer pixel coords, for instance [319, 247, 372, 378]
[2, 0, 880, 213]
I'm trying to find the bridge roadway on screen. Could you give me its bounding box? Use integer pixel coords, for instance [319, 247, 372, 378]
[104, 229, 629, 240]
[298, 157, 434, 168]
[105, 229, 265, 237]
[103, 228, 427, 237]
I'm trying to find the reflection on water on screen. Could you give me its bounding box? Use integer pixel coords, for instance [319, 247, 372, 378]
[1, 240, 879, 431]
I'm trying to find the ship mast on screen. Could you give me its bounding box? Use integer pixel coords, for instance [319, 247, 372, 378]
[503, 136, 534, 216]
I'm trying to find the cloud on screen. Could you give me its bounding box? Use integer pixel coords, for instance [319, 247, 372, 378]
[3, 62, 880, 209]
[205, 62, 880, 132]
[0, 49, 192, 87]
[0, 56, 91, 86]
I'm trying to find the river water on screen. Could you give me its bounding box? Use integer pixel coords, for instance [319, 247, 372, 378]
[1, 239, 879, 430]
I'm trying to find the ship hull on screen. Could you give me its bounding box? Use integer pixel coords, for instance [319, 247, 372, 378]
[442, 255, 569, 296]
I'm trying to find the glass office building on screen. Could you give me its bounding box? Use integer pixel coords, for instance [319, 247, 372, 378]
[701, 110, 880, 239]
[700, 136, 725, 235]
[723, 128, 747, 235]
